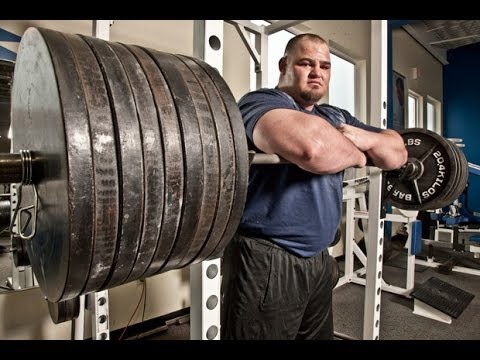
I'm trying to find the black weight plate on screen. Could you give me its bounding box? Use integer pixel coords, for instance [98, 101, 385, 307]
[456, 144, 469, 197]
[445, 143, 469, 205]
[417, 137, 465, 210]
[126, 45, 184, 278]
[47, 297, 80, 324]
[12, 27, 95, 302]
[144, 49, 204, 272]
[176, 55, 236, 265]
[439, 140, 460, 206]
[386, 128, 457, 211]
[107, 42, 164, 284]
[81, 35, 144, 289]
[63, 33, 120, 296]
[12, 237, 30, 267]
[187, 57, 249, 260]
[438, 139, 461, 206]
[457, 145, 469, 197]
[168, 54, 220, 269]
[330, 225, 342, 248]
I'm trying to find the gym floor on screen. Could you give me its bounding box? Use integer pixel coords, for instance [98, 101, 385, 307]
[333, 248, 480, 340]
[129, 246, 480, 340]
[1, 239, 479, 340]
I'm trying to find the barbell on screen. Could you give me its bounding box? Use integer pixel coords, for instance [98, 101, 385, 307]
[3, 27, 469, 304]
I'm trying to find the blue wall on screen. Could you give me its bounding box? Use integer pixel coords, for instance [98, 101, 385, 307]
[444, 43, 480, 211]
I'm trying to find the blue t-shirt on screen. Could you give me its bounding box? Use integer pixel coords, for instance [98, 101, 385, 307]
[238, 88, 381, 257]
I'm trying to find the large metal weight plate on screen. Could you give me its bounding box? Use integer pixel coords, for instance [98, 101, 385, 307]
[80, 35, 145, 290]
[47, 297, 80, 324]
[164, 54, 220, 270]
[187, 57, 249, 260]
[11, 27, 249, 302]
[386, 128, 460, 211]
[176, 55, 236, 265]
[442, 142, 469, 206]
[11, 27, 95, 302]
[63, 33, 120, 297]
[455, 145, 469, 199]
[439, 139, 461, 206]
[143, 49, 205, 272]
[106, 42, 165, 285]
[126, 45, 184, 277]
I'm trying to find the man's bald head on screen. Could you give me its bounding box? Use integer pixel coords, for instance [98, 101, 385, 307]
[283, 33, 327, 58]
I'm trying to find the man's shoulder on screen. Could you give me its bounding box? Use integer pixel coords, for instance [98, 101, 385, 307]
[238, 88, 293, 105]
[316, 102, 343, 113]
[315, 103, 350, 123]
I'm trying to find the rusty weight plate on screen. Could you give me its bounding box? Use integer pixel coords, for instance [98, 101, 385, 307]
[126, 45, 184, 278]
[47, 297, 80, 324]
[107, 42, 165, 284]
[175, 55, 236, 265]
[187, 57, 249, 260]
[164, 54, 220, 269]
[80, 35, 144, 289]
[143, 49, 204, 273]
[63, 32, 120, 295]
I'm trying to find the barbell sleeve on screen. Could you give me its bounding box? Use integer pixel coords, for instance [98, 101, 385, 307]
[0, 153, 23, 184]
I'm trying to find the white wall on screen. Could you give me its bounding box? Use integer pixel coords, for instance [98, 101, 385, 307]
[223, 22, 252, 101]
[0, 19, 374, 339]
[0, 287, 71, 339]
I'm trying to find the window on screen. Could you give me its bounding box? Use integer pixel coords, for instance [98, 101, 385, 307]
[329, 53, 355, 116]
[408, 96, 417, 128]
[407, 90, 423, 128]
[426, 102, 434, 130]
[426, 96, 442, 134]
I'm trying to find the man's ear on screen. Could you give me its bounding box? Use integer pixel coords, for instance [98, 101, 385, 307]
[279, 56, 287, 74]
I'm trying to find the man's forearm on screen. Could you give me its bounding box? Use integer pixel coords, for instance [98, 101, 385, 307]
[338, 125, 407, 170]
[365, 130, 408, 170]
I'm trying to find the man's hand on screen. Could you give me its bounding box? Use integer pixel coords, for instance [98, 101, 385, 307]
[337, 124, 373, 151]
[338, 124, 408, 170]
[354, 152, 368, 168]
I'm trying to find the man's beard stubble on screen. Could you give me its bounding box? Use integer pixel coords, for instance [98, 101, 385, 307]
[299, 89, 323, 104]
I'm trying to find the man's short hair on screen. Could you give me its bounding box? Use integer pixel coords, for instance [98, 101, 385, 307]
[284, 33, 327, 57]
